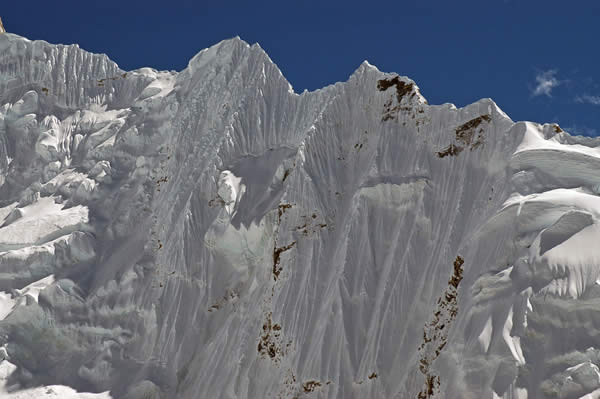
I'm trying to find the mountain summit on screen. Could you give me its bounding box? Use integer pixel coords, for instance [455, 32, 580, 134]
[0, 34, 599, 399]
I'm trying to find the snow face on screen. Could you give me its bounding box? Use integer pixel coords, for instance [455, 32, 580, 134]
[0, 32, 600, 399]
[0, 359, 112, 399]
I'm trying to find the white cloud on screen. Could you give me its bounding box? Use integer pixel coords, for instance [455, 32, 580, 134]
[564, 125, 598, 137]
[532, 69, 560, 97]
[575, 94, 600, 105]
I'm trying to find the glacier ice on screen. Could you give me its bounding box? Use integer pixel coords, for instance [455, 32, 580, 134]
[0, 32, 599, 398]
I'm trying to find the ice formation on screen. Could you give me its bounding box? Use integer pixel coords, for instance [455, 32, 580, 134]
[0, 32, 599, 399]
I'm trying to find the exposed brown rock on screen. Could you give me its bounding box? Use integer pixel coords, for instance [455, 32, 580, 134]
[302, 380, 322, 393]
[378, 77, 416, 121]
[377, 76, 414, 102]
[273, 241, 296, 280]
[437, 115, 491, 158]
[416, 255, 464, 398]
[282, 168, 292, 182]
[436, 144, 464, 158]
[455, 115, 491, 144]
[553, 124, 563, 133]
[208, 196, 225, 207]
[278, 203, 293, 222]
[448, 256, 464, 288]
[258, 312, 285, 362]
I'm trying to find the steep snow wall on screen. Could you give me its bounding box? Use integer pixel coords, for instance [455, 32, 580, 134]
[0, 33, 600, 399]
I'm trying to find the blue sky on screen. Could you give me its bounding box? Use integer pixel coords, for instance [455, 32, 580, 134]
[3, 1, 600, 136]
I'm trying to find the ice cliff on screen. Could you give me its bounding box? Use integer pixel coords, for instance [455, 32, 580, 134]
[0, 33, 600, 399]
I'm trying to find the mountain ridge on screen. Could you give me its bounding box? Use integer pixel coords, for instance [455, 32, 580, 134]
[0, 33, 598, 399]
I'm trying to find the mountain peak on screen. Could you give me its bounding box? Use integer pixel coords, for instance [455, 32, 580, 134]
[359, 59, 378, 71]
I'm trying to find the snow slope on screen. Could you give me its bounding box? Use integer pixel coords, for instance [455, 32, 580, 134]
[0, 32, 600, 399]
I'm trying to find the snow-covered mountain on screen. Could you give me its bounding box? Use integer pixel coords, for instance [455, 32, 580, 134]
[0, 32, 600, 399]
